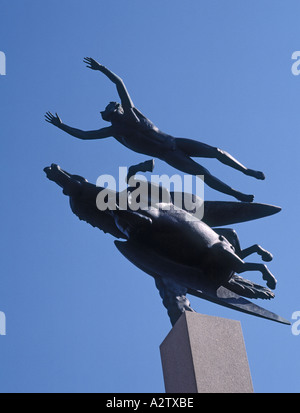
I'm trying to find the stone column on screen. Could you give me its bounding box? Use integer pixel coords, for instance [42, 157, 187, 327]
[160, 312, 253, 393]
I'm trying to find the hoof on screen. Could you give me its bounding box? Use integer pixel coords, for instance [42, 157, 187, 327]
[260, 251, 273, 262]
[263, 270, 277, 290]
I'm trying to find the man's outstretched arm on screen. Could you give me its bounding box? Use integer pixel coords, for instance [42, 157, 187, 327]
[83, 57, 136, 112]
[45, 112, 113, 140]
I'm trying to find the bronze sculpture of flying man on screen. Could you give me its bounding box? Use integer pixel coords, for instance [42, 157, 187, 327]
[45, 57, 265, 202]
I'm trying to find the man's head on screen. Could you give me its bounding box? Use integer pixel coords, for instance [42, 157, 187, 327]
[100, 101, 124, 121]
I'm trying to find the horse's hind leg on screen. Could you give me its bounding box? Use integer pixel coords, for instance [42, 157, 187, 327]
[235, 262, 277, 290]
[240, 245, 273, 262]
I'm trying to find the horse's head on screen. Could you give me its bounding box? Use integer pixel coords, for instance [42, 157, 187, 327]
[44, 164, 88, 196]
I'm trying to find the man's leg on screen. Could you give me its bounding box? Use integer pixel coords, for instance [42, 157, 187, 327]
[162, 150, 254, 202]
[175, 138, 265, 180]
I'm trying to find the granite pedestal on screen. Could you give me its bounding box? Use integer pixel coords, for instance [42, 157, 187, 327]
[160, 312, 253, 393]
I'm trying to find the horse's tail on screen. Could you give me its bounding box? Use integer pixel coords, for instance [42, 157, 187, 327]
[224, 274, 275, 300]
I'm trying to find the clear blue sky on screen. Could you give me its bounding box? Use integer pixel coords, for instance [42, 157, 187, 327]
[0, 0, 300, 393]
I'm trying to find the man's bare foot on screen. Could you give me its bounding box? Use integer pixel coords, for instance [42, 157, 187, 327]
[246, 169, 265, 180]
[236, 193, 254, 202]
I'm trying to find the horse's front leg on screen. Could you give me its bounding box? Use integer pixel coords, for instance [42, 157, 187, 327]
[235, 262, 277, 290]
[239, 244, 273, 262]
